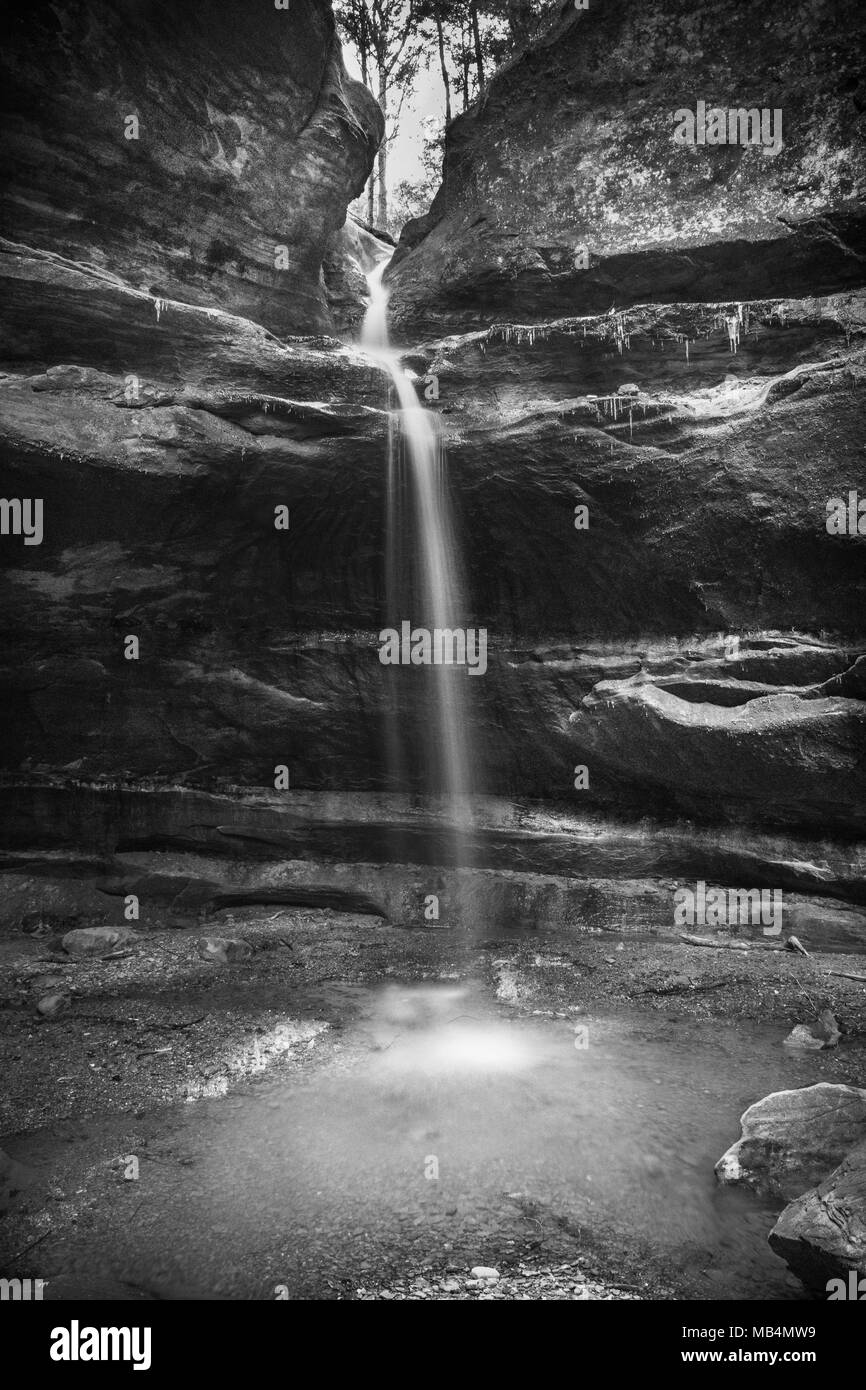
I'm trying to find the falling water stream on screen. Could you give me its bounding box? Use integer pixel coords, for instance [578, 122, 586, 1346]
[362, 260, 472, 843]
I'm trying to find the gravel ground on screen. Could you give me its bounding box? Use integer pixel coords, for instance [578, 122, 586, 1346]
[355, 1261, 642, 1299]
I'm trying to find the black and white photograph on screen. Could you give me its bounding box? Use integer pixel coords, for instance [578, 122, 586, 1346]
[1, 0, 864, 1361]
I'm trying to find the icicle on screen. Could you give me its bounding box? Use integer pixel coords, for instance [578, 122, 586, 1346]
[153, 297, 166, 321]
[722, 310, 741, 353]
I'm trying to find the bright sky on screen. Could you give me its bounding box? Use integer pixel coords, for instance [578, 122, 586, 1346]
[342, 43, 446, 188]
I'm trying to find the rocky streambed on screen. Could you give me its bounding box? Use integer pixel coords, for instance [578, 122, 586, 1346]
[0, 909, 864, 1301]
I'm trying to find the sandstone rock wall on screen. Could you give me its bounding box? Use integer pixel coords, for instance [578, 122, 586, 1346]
[387, 0, 866, 334]
[0, 0, 383, 336]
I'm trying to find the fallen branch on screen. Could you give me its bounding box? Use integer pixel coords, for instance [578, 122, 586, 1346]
[825, 970, 866, 983]
[680, 934, 749, 952]
[680, 933, 786, 953]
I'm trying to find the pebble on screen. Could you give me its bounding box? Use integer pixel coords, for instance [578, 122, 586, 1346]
[36, 993, 71, 1019]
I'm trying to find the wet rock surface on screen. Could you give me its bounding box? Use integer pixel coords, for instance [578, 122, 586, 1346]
[715, 1083, 866, 1200]
[3, 281, 863, 818]
[716, 1082, 866, 1291]
[769, 1143, 866, 1290]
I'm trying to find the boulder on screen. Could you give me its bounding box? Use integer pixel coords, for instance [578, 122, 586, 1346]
[769, 1143, 866, 1292]
[0, 0, 382, 337]
[715, 1083, 866, 1200]
[387, 0, 866, 335]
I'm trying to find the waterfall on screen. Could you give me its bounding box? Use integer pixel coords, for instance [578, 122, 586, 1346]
[362, 260, 473, 842]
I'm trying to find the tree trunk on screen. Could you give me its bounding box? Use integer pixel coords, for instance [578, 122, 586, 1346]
[359, 41, 375, 225]
[469, 0, 484, 92]
[366, 170, 375, 225]
[435, 13, 451, 124]
[377, 67, 388, 230]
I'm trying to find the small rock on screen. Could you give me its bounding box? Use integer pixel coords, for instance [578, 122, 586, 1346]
[197, 936, 253, 965]
[62, 926, 136, 957]
[36, 993, 71, 1019]
[470, 1266, 499, 1281]
[783, 1023, 829, 1051]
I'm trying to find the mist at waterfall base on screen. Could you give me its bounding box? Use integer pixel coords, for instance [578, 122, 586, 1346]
[362, 260, 474, 857]
[63, 980, 832, 1300]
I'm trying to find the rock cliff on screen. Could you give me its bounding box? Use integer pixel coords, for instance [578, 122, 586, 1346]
[0, 0, 383, 336]
[387, 0, 866, 335]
